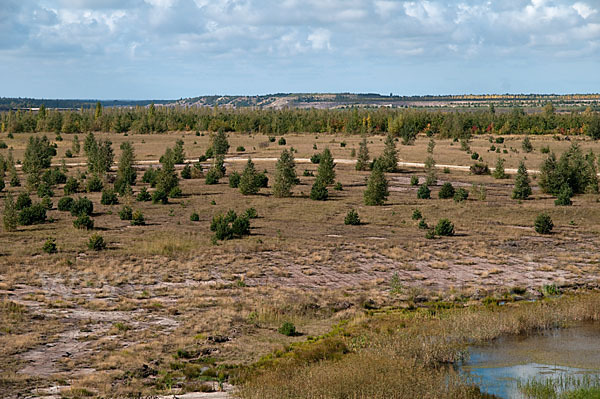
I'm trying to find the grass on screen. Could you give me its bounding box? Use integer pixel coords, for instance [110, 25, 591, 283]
[519, 375, 600, 399]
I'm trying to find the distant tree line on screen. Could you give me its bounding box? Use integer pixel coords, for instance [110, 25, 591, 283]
[1, 103, 599, 139]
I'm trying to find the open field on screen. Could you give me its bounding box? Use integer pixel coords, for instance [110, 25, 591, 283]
[1, 131, 600, 397]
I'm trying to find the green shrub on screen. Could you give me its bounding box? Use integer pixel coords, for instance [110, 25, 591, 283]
[278, 137, 286, 145]
[210, 210, 252, 241]
[412, 209, 422, 220]
[231, 216, 250, 236]
[86, 175, 103, 192]
[244, 208, 258, 219]
[310, 154, 321, 164]
[88, 233, 106, 251]
[229, 172, 241, 188]
[417, 184, 431, 199]
[0, 141, 7, 149]
[470, 163, 490, 175]
[137, 187, 151, 202]
[425, 229, 436, 239]
[418, 219, 428, 229]
[534, 213, 553, 234]
[37, 183, 53, 198]
[142, 168, 159, 186]
[540, 145, 550, 154]
[180, 164, 192, 179]
[554, 185, 573, 206]
[522, 136, 533, 153]
[152, 189, 168, 204]
[65, 149, 73, 158]
[344, 209, 361, 225]
[434, 218, 454, 236]
[43, 238, 57, 254]
[205, 168, 220, 185]
[310, 179, 328, 201]
[410, 175, 419, 186]
[334, 182, 343, 191]
[169, 186, 182, 198]
[16, 193, 32, 210]
[438, 182, 455, 199]
[119, 206, 133, 220]
[64, 177, 80, 195]
[278, 322, 297, 336]
[303, 170, 313, 177]
[131, 210, 145, 226]
[58, 196, 74, 212]
[70, 197, 93, 216]
[495, 137, 504, 144]
[268, 136, 276, 143]
[453, 188, 469, 203]
[471, 152, 479, 160]
[18, 204, 47, 225]
[256, 172, 268, 188]
[41, 196, 53, 210]
[73, 215, 94, 230]
[190, 212, 200, 222]
[236, 146, 245, 152]
[101, 189, 118, 205]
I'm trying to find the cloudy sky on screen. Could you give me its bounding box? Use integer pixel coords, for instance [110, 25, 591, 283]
[1, 0, 599, 99]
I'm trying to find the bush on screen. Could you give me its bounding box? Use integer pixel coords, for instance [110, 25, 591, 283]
[425, 229, 436, 239]
[554, 185, 573, 206]
[236, 146, 245, 152]
[244, 207, 258, 219]
[534, 213, 553, 234]
[86, 175, 103, 192]
[210, 210, 252, 241]
[0, 141, 7, 149]
[417, 184, 431, 199]
[303, 170, 314, 177]
[169, 186, 182, 198]
[410, 175, 419, 186]
[137, 187, 151, 202]
[70, 197, 93, 216]
[268, 136, 276, 143]
[73, 215, 94, 230]
[256, 172, 268, 188]
[522, 136, 533, 153]
[190, 212, 200, 221]
[16, 192, 32, 210]
[540, 145, 550, 154]
[334, 182, 343, 191]
[453, 188, 469, 203]
[418, 219, 428, 229]
[58, 196, 74, 211]
[37, 183, 53, 198]
[471, 152, 479, 160]
[205, 168, 220, 185]
[41, 196, 53, 210]
[180, 164, 192, 179]
[229, 172, 241, 188]
[278, 322, 297, 336]
[142, 168, 159, 186]
[231, 215, 250, 236]
[310, 154, 321, 164]
[119, 206, 133, 220]
[65, 149, 73, 158]
[344, 209, 361, 225]
[152, 189, 168, 204]
[470, 163, 490, 175]
[64, 177, 79, 195]
[495, 137, 504, 144]
[434, 218, 455, 236]
[18, 204, 47, 225]
[88, 233, 106, 251]
[131, 210, 145, 226]
[310, 179, 329, 201]
[101, 189, 118, 205]
[43, 238, 57, 254]
[412, 209, 422, 220]
[438, 182, 455, 199]
[278, 137, 286, 145]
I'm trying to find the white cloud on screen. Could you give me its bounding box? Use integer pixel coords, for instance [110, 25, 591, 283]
[307, 28, 331, 51]
[573, 2, 597, 19]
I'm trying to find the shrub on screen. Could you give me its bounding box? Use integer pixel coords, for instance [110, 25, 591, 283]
[229, 172, 241, 188]
[471, 183, 487, 201]
[554, 185, 573, 206]
[471, 152, 479, 160]
[470, 163, 490, 175]
[190, 212, 200, 221]
[37, 183, 53, 198]
[231, 215, 250, 236]
[334, 182, 343, 191]
[64, 177, 80, 195]
[425, 229, 436, 239]
[540, 145, 550, 154]
[344, 209, 361, 225]
[70, 197, 93, 216]
[256, 172, 269, 188]
[236, 146, 246, 152]
[205, 168, 220, 185]
[142, 168, 159, 186]
[119, 206, 133, 220]
[434, 218, 455, 236]
[534, 213, 553, 234]
[101, 189, 118, 205]
[210, 210, 252, 241]
[65, 149, 73, 158]
[169, 186, 182, 198]
[73, 215, 94, 230]
[268, 136, 276, 143]
[417, 184, 431, 199]
[278, 322, 297, 336]
[180, 164, 192, 179]
[418, 219, 428, 229]
[453, 188, 469, 203]
[41, 196, 52, 210]
[522, 136, 533, 153]
[278, 137, 286, 145]
[137, 187, 151, 202]
[0, 141, 7, 149]
[131, 210, 145, 226]
[152, 189, 168, 204]
[239, 159, 261, 195]
[43, 238, 57, 254]
[310, 179, 328, 201]
[16, 192, 32, 210]
[539, 144, 597, 195]
[410, 175, 419, 186]
[244, 208, 258, 219]
[88, 233, 106, 251]
[303, 170, 314, 177]
[310, 154, 321, 164]
[18, 204, 47, 225]
[438, 182, 455, 199]
[58, 196, 74, 211]
[412, 209, 422, 220]
[86, 175, 103, 192]
[495, 137, 504, 144]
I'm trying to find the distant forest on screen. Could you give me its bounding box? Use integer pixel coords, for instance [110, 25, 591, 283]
[0, 98, 172, 111]
[1, 102, 599, 139]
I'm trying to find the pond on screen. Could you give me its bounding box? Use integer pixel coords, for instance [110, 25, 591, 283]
[461, 323, 600, 398]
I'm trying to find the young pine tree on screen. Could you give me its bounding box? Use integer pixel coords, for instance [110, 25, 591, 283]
[493, 157, 507, 179]
[156, 147, 179, 196]
[239, 158, 260, 195]
[211, 129, 230, 156]
[272, 149, 297, 198]
[364, 163, 389, 205]
[355, 136, 370, 171]
[3, 193, 18, 231]
[512, 161, 532, 200]
[115, 141, 136, 195]
[316, 148, 335, 185]
[379, 133, 398, 172]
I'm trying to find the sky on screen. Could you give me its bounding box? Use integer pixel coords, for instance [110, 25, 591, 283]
[0, 0, 599, 99]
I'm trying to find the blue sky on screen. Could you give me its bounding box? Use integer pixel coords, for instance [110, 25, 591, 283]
[1, 0, 599, 99]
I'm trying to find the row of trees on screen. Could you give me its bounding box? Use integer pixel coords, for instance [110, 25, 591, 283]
[2, 104, 599, 139]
